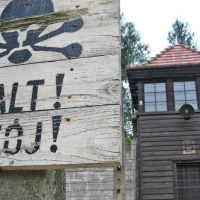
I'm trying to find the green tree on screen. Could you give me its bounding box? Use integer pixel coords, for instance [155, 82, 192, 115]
[121, 15, 150, 137]
[167, 19, 198, 49]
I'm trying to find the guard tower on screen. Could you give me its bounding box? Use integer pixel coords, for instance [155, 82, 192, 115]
[127, 45, 200, 200]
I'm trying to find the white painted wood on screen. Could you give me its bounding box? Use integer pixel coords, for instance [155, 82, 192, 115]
[0, 0, 122, 169]
[0, 54, 120, 113]
[0, 105, 121, 170]
[0, 0, 120, 67]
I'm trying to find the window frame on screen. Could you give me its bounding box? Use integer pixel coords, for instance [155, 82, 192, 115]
[144, 82, 167, 112]
[172, 77, 199, 111]
[173, 80, 198, 111]
[139, 77, 200, 113]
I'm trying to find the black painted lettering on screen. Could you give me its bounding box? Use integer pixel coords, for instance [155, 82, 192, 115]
[9, 82, 23, 113]
[5, 119, 23, 136]
[54, 74, 65, 109]
[50, 115, 62, 153]
[4, 119, 23, 155]
[25, 122, 42, 154]
[4, 139, 22, 155]
[0, 84, 6, 113]
[27, 80, 45, 111]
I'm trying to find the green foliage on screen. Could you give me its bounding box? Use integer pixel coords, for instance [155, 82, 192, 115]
[167, 19, 199, 49]
[121, 15, 150, 82]
[123, 85, 133, 136]
[121, 15, 150, 137]
[124, 135, 132, 141]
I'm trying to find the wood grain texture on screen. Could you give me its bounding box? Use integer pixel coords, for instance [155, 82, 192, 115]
[137, 112, 200, 199]
[0, 0, 122, 169]
[0, 105, 121, 170]
[0, 54, 120, 112]
[0, 0, 120, 67]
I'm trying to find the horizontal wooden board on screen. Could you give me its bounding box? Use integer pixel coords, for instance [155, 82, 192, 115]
[141, 140, 186, 147]
[142, 144, 200, 152]
[141, 125, 200, 133]
[0, 54, 120, 113]
[141, 135, 200, 142]
[143, 194, 174, 200]
[0, 0, 120, 67]
[141, 121, 200, 129]
[0, 105, 121, 170]
[143, 177, 173, 183]
[142, 171, 173, 177]
[142, 182, 173, 190]
[142, 150, 191, 157]
[143, 188, 173, 195]
[142, 154, 200, 161]
[142, 166, 173, 172]
[141, 130, 200, 138]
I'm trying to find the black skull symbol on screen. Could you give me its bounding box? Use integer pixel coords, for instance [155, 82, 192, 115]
[0, 0, 83, 64]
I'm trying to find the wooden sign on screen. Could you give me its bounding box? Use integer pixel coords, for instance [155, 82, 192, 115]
[0, 0, 121, 170]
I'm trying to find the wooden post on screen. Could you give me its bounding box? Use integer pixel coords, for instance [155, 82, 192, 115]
[113, 140, 126, 200]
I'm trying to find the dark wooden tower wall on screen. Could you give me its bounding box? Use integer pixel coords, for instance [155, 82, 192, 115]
[126, 45, 200, 200]
[138, 112, 200, 200]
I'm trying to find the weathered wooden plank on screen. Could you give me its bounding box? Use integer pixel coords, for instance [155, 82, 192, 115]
[143, 194, 174, 200]
[143, 188, 173, 195]
[141, 126, 200, 133]
[142, 154, 200, 161]
[0, 105, 121, 170]
[142, 150, 186, 157]
[143, 177, 173, 183]
[0, 0, 120, 67]
[0, 0, 118, 14]
[143, 182, 173, 194]
[141, 135, 200, 142]
[140, 112, 200, 121]
[141, 140, 185, 147]
[141, 121, 200, 129]
[142, 144, 200, 152]
[141, 130, 200, 138]
[142, 160, 173, 167]
[0, 0, 122, 170]
[142, 171, 173, 177]
[0, 54, 120, 113]
[142, 166, 172, 172]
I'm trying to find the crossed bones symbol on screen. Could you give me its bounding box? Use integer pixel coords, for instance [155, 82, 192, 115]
[0, 18, 83, 64]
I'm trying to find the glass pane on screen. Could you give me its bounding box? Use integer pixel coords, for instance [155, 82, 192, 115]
[185, 81, 196, 91]
[174, 82, 184, 91]
[174, 91, 185, 101]
[155, 83, 166, 92]
[186, 101, 198, 110]
[186, 91, 197, 101]
[145, 93, 155, 102]
[156, 102, 167, 111]
[156, 92, 166, 101]
[144, 83, 154, 93]
[175, 101, 185, 111]
[145, 103, 156, 112]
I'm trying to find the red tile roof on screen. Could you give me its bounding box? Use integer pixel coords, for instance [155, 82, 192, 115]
[126, 45, 200, 69]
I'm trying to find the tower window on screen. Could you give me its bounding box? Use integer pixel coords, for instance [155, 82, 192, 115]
[144, 83, 167, 112]
[173, 81, 197, 110]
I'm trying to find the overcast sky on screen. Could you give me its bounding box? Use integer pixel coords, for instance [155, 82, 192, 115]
[120, 0, 200, 57]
